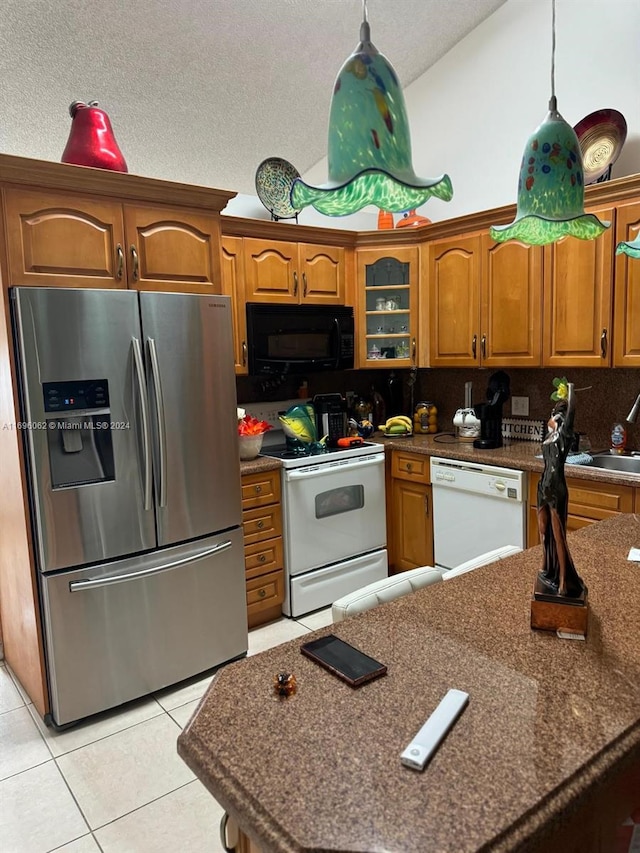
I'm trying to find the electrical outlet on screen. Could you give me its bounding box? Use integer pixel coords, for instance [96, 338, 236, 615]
[511, 396, 530, 417]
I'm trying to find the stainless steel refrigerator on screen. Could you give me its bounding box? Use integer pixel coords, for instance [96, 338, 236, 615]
[11, 287, 247, 726]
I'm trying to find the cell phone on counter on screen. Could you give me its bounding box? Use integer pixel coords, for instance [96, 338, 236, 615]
[300, 634, 387, 687]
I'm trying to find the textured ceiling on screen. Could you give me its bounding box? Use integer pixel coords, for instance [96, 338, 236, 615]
[0, 0, 506, 195]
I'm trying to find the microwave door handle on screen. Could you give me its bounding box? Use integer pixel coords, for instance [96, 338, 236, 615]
[332, 317, 341, 368]
[132, 337, 153, 511]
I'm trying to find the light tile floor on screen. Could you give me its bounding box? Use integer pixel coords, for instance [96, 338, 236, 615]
[2, 605, 638, 853]
[0, 608, 333, 853]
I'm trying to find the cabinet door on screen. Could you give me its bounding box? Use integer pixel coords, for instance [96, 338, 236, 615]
[3, 188, 126, 288]
[123, 204, 222, 293]
[357, 247, 419, 368]
[481, 236, 542, 366]
[298, 243, 345, 303]
[391, 479, 433, 572]
[428, 234, 481, 367]
[613, 201, 640, 366]
[221, 236, 248, 374]
[542, 206, 614, 367]
[243, 238, 298, 303]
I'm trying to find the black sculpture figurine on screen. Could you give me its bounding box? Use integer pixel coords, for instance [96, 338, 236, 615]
[536, 383, 586, 600]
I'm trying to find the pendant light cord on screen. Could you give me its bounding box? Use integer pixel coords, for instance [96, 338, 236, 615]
[549, 0, 557, 111]
[362, 0, 368, 23]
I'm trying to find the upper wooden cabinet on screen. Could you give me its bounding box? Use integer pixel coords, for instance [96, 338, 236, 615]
[3, 188, 127, 288]
[122, 204, 222, 293]
[221, 235, 248, 375]
[356, 246, 419, 368]
[3, 188, 224, 294]
[613, 201, 640, 366]
[428, 232, 542, 367]
[542, 206, 615, 367]
[243, 238, 345, 304]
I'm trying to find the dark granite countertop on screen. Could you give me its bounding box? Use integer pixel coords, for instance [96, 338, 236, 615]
[178, 514, 640, 853]
[241, 436, 640, 489]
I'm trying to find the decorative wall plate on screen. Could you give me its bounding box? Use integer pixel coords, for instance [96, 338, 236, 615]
[573, 109, 627, 184]
[255, 157, 302, 220]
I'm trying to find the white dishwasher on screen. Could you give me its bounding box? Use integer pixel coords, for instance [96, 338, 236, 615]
[430, 457, 527, 572]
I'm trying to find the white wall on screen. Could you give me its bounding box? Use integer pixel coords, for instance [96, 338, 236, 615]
[303, 0, 640, 224]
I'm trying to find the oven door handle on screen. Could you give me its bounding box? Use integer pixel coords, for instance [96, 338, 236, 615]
[286, 455, 383, 479]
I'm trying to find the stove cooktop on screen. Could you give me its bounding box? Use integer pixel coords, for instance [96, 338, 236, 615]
[260, 440, 382, 468]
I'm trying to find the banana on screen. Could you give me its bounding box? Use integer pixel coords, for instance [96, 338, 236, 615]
[388, 424, 410, 434]
[386, 415, 412, 430]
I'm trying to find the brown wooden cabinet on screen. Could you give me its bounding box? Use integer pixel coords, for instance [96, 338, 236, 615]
[356, 246, 419, 368]
[542, 205, 615, 367]
[243, 238, 345, 304]
[3, 188, 224, 294]
[389, 451, 433, 573]
[221, 235, 248, 374]
[527, 472, 634, 548]
[428, 232, 542, 367]
[613, 201, 640, 366]
[122, 204, 222, 292]
[3, 188, 127, 288]
[241, 468, 284, 628]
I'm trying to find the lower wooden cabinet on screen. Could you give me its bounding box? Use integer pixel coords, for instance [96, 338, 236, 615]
[241, 469, 285, 628]
[388, 450, 433, 573]
[527, 473, 634, 548]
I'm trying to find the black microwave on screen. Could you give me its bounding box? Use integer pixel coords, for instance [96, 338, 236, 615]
[246, 303, 354, 375]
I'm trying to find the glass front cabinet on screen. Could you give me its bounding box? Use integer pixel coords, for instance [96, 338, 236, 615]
[356, 247, 419, 368]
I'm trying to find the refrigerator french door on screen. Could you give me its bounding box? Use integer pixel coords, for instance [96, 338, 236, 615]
[12, 287, 247, 726]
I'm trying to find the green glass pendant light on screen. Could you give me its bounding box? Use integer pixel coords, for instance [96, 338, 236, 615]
[616, 234, 640, 259]
[490, 0, 609, 246]
[290, 0, 452, 216]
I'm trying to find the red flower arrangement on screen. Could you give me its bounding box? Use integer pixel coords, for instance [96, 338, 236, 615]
[237, 408, 272, 436]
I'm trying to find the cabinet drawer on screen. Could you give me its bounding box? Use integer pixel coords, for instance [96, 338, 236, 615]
[528, 473, 633, 536]
[391, 451, 431, 484]
[244, 537, 284, 580]
[242, 504, 282, 545]
[246, 569, 284, 614]
[241, 469, 281, 509]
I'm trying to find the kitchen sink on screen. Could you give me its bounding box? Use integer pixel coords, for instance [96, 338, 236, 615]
[586, 452, 640, 475]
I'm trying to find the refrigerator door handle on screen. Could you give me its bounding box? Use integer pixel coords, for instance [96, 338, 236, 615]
[147, 337, 168, 508]
[69, 540, 233, 592]
[132, 336, 153, 511]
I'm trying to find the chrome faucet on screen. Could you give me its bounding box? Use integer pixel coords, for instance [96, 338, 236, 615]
[627, 390, 640, 424]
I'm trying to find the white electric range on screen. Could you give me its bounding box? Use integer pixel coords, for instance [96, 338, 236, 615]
[242, 399, 388, 617]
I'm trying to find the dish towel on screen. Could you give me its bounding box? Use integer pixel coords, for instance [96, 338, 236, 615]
[565, 452, 594, 465]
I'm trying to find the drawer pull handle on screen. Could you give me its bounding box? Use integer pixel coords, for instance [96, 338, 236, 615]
[258, 554, 266, 563]
[258, 588, 266, 598]
[257, 520, 264, 529]
[406, 463, 412, 472]
[254, 485, 262, 494]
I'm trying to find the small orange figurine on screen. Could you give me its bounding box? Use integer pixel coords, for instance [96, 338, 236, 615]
[396, 209, 431, 228]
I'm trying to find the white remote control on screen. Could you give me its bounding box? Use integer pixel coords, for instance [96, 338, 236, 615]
[400, 689, 469, 771]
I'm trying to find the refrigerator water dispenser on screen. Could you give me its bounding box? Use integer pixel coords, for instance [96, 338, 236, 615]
[43, 379, 115, 487]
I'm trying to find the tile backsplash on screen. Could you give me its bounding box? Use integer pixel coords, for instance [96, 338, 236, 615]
[237, 367, 639, 451]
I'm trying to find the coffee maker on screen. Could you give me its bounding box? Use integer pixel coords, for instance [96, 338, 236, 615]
[473, 371, 510, 449]
[313, 393, 348, 444]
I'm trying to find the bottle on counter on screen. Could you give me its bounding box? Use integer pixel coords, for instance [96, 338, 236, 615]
[413, 401, 438, 434]
[610, 422, 627, 455]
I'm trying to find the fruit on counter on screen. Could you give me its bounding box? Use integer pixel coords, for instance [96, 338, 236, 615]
[413, 401, 438, 434]
[378, 414, 413, 435]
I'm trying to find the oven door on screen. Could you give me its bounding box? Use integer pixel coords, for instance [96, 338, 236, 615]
[283, 454, 386, 575]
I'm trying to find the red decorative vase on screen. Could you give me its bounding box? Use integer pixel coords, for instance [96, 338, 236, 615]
[61, 100, 128, 172]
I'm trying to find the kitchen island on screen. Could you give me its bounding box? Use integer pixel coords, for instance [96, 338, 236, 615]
[178, 514, 640, 853]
